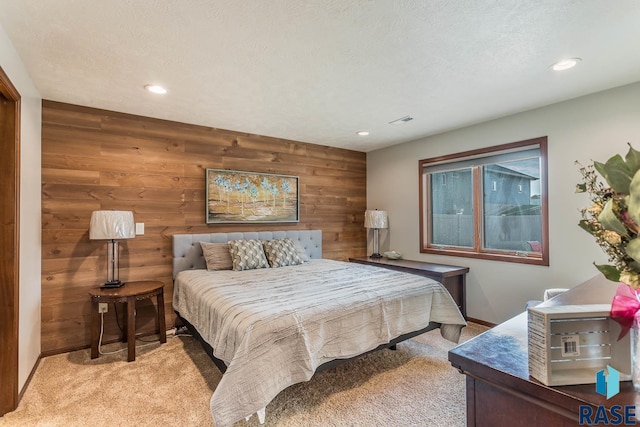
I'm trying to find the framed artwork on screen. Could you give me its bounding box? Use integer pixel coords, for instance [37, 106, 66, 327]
[206, 169, 300, 223]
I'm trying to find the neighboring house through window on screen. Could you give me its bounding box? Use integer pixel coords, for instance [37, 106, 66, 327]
[419, 137, 549, 266]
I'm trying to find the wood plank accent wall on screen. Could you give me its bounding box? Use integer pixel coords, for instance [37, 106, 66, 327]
[41, 100, 367, 354]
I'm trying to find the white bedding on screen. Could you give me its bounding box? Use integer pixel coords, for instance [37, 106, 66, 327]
[173, 259, 466, 427]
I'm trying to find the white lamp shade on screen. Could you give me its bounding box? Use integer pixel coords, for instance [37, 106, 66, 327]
[364, 210, 388, 229]
[89, 210, 135, 240]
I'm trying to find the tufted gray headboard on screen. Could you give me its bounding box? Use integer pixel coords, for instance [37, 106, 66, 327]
[172, 230, 322, 278]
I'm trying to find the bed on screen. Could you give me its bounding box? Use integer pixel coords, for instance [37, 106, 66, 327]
[172, 230, 466, 427]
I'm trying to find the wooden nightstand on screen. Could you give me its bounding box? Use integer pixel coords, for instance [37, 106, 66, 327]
[349, 257, 469, 318]
[89, 280, 166, 362]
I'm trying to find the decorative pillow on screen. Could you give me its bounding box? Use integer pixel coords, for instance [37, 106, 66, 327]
[292, 239, 311, 262]
[227, 239, 270, 271]
[200, 242, 233, 271]
[262, 238, 304, 268]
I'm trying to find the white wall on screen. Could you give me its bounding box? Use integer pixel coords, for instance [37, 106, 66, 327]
[367, 82, 640, 324]
[0, 24, 42, 392]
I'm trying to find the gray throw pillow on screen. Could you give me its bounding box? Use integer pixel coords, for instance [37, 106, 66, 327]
[227, 239, 270, 271]
[262, 238, 304, 268]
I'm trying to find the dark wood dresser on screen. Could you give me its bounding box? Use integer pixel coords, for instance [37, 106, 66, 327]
[448, 276, 638, 426]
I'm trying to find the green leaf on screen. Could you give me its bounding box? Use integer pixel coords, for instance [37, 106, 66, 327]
[598, 198, 628, 236]
[594, 154, 633, 194]
[628, 169, 640, 226]
[626, 238, 640, 263]
[575, 183, 587, 193]
[594, 264, 621, 282]
[593, 160, 607, 180]
[578, 219, 595, 235]
[625, 143, 640, 175]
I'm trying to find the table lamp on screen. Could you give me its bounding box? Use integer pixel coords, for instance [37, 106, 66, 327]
[90, 210, 135, 288]
[364, 209, 388, 258]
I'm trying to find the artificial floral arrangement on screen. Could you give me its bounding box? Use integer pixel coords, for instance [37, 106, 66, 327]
[576, 143, 640, 337]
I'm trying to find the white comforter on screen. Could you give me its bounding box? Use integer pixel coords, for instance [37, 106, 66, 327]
[173, 259, 466, 427]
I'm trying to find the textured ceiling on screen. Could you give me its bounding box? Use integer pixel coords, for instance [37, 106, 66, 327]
[1, 1, 640, 152]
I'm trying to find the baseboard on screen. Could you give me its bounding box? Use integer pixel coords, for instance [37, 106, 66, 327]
[466, 317, 496, 328]
[41, 344, 89, 358]
[40, 325, 178, 358]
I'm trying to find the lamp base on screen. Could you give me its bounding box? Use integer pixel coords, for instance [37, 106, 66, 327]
[369, 253, 383, 259]
[101, 280, 124, 289]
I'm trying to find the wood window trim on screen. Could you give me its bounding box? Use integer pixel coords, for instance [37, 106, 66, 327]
[418, 137, 549, 266]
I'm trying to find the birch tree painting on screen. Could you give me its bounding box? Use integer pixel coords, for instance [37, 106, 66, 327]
[206, 169, 299, 223]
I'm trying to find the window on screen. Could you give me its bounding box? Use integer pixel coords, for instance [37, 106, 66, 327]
[419, 137, 549, 265]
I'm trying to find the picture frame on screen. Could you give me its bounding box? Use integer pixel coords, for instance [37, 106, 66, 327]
[206, 169, 300, 223]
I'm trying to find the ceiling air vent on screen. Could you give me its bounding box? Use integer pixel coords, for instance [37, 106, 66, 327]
[389, 115, 413, 125]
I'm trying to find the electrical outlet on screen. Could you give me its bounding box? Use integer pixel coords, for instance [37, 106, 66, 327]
[98, 303, 108, 313]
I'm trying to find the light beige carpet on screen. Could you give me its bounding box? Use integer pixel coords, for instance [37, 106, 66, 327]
[1, 323, 487, 427]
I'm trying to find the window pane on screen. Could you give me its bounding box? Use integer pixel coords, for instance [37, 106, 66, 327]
[430, 168, 473, 247]
[482, 158, 541, 252]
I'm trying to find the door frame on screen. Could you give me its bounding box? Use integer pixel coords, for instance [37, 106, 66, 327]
[0, 65, 21, 416]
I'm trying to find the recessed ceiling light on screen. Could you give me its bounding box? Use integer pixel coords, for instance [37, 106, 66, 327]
[357, 131, 370, 136]
[144, 84, 167, 94]
[551, 58, 581, 71]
